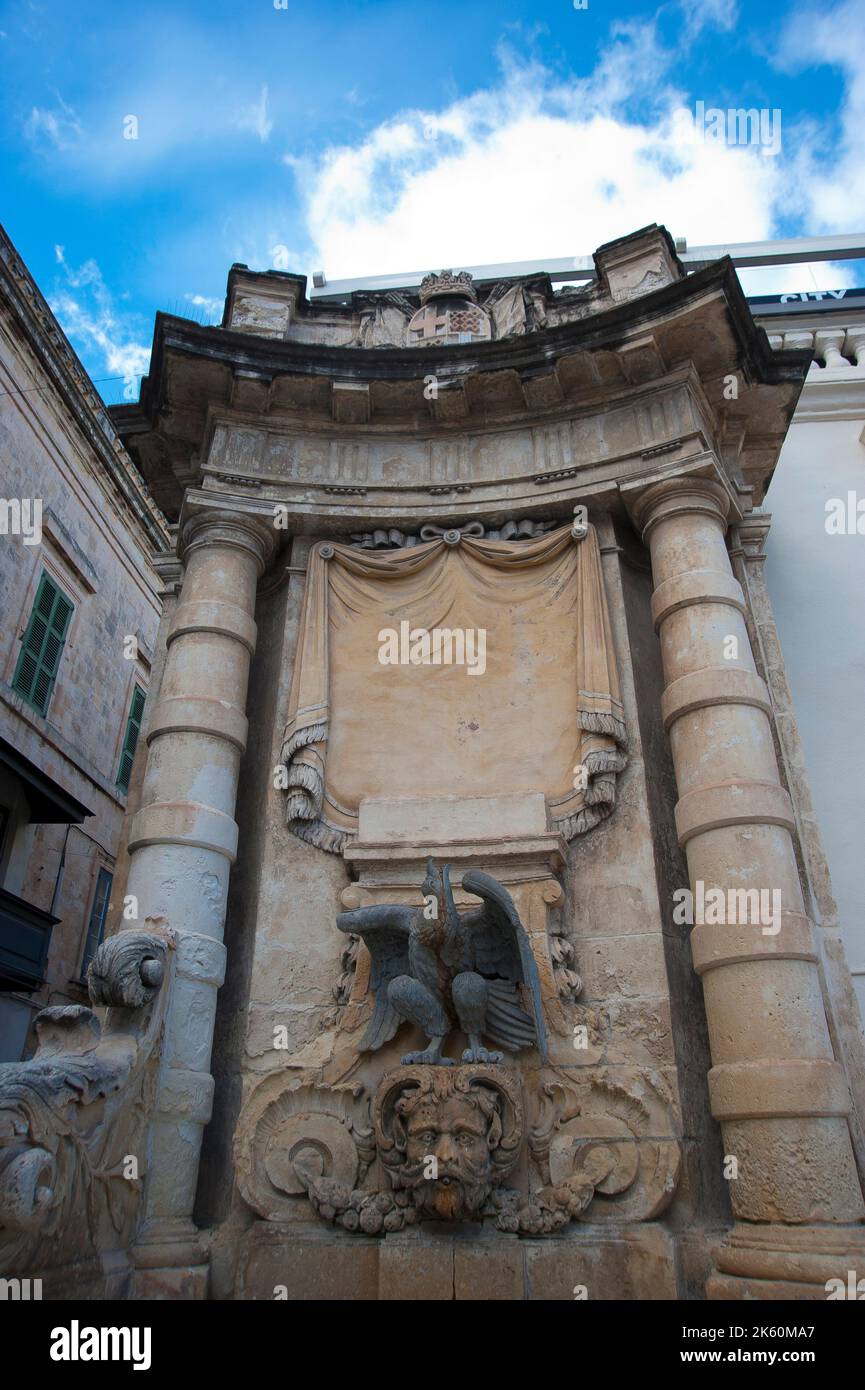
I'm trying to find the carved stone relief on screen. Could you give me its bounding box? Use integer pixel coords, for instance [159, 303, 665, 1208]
[0, 929, 172, 1280]
[234, 1060, 680, 1236]
[349, 517, 558, 549]
[234, 856, 681, 1239]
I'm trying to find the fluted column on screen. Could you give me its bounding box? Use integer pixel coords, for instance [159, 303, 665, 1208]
[126, 508, 276, 1297]
[628, 472, 865, 1298]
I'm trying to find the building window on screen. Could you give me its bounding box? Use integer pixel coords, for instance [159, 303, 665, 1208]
[12, 571, 74, 716]
[116, 684, 146, 795]
[81, 866, 112, 978]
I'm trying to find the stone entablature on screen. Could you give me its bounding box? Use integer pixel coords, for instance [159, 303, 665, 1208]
[193, 375, 711, 537]
[114, 225, 808, 521]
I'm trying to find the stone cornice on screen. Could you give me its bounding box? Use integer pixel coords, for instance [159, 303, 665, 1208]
[794, 369, 865, 424]
[111, 238, 811, 524]
[134, 257, 805, 400]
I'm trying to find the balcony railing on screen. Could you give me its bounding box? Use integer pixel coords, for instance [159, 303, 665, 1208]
[765, 326, 865, 371]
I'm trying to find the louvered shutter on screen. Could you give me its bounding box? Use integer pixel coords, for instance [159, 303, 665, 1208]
[116, 683, 146, 794]
[81, 867, 113, 978]
[12, 573, 74, 715]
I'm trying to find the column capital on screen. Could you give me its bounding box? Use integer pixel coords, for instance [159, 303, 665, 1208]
[179, 507, 278, 575]
[624, 472, 732, 542]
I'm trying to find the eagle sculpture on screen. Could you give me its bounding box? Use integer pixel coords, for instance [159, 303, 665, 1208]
[336, 860, 547, 1065]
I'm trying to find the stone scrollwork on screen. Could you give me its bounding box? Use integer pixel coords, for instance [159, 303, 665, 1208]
[240, 1061, 681, 1238]
[0, 929, 171, 1277]
[333, 933, 360, 1007]
[524, 1069, 682, 1229]
[234, 1076, 375, 1223]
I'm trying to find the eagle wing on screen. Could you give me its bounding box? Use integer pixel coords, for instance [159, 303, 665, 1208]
[336, 904, 414, 1052]
[460, 870, 549, 1062]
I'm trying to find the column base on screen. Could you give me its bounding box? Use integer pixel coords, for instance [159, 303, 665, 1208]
[707, 1222, 865, 1300]
[130, 1219, 210, 1300]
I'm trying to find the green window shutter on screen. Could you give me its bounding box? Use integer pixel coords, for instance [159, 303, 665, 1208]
[12, 572, 74, 715]
[81, 867, 113, 978]
[116, 684, 146, 794]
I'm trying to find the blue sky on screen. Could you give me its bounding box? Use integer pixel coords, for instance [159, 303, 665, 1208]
[1, 0, 863, 404]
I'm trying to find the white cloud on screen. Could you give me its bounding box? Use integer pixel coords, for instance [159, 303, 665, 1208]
[24, 94, 82, 151]
[50, 248, 150, 380]
[184, 292, 224, 319]
[275, 13, 862, 295]
[236, 83, 272, 143]
[284, 38, 783, 283]
[677, 0, 739, 40]
[773, 0, 865, 233]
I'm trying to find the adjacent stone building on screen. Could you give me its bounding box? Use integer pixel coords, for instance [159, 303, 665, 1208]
[0, 224, 169, 1061]
[1, 223, 864, 1302]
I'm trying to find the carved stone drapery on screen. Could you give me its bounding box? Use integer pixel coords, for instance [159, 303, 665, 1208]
[280, 524, 627, 853]
[349, 517, 558, 549]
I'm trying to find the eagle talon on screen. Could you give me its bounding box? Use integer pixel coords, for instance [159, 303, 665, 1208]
[401, 1049, 455, 1066]
[462, 1047, 503, 1064]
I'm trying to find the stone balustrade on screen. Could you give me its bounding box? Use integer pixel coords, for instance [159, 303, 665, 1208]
[765, 325, 865, 369]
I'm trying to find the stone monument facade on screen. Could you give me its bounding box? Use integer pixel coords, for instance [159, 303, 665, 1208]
[2, 224, 864, 1300]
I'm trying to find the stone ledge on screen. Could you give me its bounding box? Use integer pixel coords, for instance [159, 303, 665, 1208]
[167, 598, 258, 655]
[651, 568, 745, 630]
[674, 779, 795, 846]
[661, 666, 771, 730]
[708, 1058, 851, 1120]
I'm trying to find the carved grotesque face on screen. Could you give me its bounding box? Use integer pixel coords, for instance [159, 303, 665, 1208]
[400, 1094, 496, 1221]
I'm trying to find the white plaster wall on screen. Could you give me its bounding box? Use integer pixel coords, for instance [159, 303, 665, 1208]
[764, 413, 865, 1019]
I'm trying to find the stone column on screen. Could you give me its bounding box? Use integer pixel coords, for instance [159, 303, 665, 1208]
[126, 507, 276, 1297]
[626, 471, 865, 1299]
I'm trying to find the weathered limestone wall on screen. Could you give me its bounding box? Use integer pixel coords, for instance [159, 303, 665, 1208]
[0, 268, 165, 1055]
[763, 416, 865, 1021]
